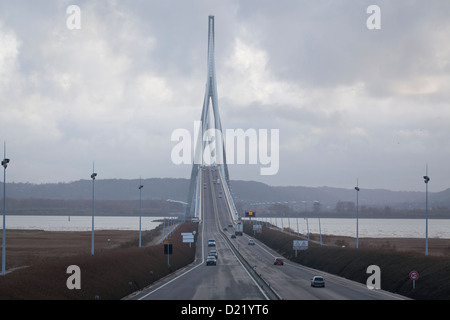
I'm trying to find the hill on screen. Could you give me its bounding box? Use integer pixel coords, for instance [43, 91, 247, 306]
[4, 178, 450, 217]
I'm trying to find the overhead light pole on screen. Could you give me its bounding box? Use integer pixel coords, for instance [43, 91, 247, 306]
[423, 165, 430, 256]
[2, 142, 10, 276]
[302, 201, 310, 241]
[355, 179, 360, 249]
[91, 164, 97, 255]
[139, 178, 144, 248]
[314, 200, 322, 246]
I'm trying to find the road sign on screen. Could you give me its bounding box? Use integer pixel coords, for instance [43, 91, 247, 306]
[409, 271, 419, 281]
[252, 224, 262, 233]
[293, 240, 308, 251]
[164, 244, 173, 255]
[181, 233, 193, 237]
[182, 232, 194, 247]
[409, 270, 419, 289]
[182, 235, 194, 243]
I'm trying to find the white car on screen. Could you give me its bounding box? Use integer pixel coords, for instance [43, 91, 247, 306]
[208, 239, 216, 247]
[248, 239, 255, 245]
[311, 276, 325, 287]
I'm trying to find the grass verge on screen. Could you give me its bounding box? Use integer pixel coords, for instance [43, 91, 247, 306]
[0, 222, 198, 300]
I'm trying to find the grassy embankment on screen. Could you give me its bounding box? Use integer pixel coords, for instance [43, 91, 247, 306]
[0, 222, 198, 300]
[243, 222, 450, 300]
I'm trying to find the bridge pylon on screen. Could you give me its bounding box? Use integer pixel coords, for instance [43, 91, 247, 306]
[185, 16, 230, 220]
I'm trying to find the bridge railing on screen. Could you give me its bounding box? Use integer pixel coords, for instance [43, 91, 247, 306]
[217, 166, 239, 222]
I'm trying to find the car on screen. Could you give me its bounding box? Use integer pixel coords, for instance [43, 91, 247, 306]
[228, 224, 233, 228]
[248, 239, 255, 245]
[273, 258, 284, 265]
[209, 250, 218, 259]
[311, 276, 325, 287]
[231, 234, 236, 239]
[208, 239, 216, 247]
[206, 256, 216, 266]
[223, 227, 228, 231]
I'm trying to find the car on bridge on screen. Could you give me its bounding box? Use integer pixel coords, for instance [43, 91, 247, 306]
[273, 258, 284, 265]
[208, 250, 218, 259]
[311, 276, 325, 287]
[206, 256, 217, 266]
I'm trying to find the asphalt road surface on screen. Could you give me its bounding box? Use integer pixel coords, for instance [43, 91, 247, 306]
[130, 166, 407, 301]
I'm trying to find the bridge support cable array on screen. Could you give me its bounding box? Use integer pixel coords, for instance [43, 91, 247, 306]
[185, 16, 232, 220]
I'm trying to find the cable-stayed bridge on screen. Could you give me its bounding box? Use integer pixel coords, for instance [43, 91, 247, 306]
[131, 16, 407, 301]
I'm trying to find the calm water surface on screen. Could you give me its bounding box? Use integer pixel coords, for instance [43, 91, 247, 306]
[2, 215, 167, 232]
[249, 217, 450, 239]
[3, 215, 449, 239]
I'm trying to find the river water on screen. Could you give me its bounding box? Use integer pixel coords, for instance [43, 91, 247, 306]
[1, 215, 168, 232]
[2, 215, 449, 239]
[247, 217, 450, 239]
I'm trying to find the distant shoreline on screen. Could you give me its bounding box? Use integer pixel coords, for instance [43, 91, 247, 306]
[2, 213, 450, 219]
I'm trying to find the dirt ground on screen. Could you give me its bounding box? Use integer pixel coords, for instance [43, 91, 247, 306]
[309, 233, 450, 257]
[0, 229, 162, 272]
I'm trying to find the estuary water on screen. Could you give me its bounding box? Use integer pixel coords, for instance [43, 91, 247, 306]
[1, 215, 167, 232]
[247, 217, 450, 239]
[2, 215, 449, 239]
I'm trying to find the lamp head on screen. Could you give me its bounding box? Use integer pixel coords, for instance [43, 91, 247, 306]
[1, 158, 10, 168]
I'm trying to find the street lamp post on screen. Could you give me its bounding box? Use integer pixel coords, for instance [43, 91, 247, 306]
[314, 200, 322, 246]
[91, 166, 97, 255]
[1, 143, 10, 276]
[355, 179, 360, 249]
[302, 201, 310, 241]
[424, 166, 430, 256]
[139, 179, 144, 248]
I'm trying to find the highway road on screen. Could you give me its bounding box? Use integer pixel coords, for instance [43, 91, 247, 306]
[131, 166, 267, 300]
[130, 166, 407, 301]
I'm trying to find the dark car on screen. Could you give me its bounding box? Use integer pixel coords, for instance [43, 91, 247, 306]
[209, 250, 218, 259]
[273, 258, 284, 265]
[311, 276, 325, 287]
[231, 234, 236, 239]
[206, 256, 217, 266]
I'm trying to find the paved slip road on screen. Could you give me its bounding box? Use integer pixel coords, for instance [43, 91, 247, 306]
[130, 166, 408, 301]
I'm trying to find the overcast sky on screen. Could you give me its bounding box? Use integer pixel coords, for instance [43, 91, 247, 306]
[0, 0, 449, 192]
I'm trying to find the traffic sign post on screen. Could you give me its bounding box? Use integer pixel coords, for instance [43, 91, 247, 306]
[182, 232, 195, 247]
[409, 271, 419, 289]
[164, 243, 173, 269]
[293, 240, 308, 257]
